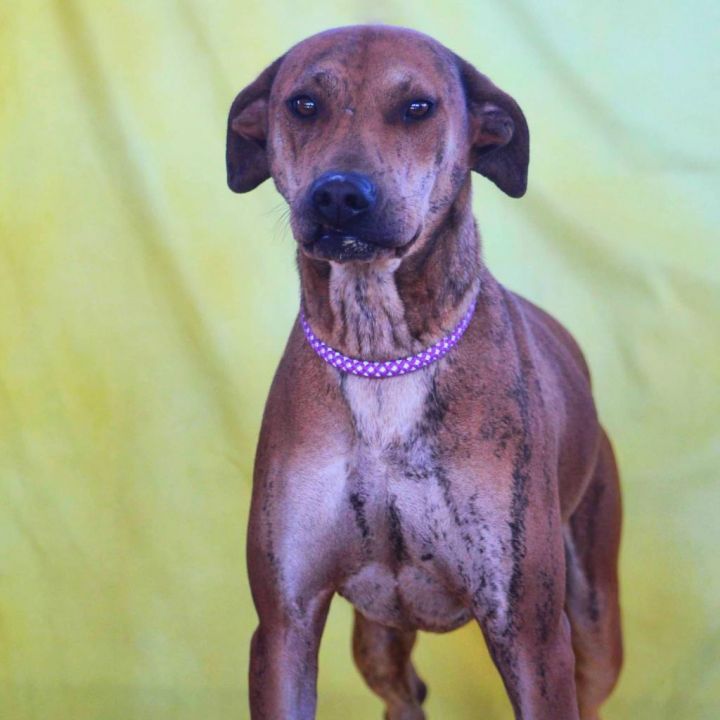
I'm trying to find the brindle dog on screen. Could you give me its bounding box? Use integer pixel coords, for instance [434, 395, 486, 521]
[226, 25, 622, 720]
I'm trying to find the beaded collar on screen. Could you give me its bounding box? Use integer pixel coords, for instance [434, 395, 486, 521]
[299, 297, 477, 379]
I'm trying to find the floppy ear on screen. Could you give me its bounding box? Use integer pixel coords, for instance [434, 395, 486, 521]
[455, 56, 529, 198]
[226, 56, 285, 193]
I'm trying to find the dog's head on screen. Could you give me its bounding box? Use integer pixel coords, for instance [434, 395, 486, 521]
[227, 26, 528, 263]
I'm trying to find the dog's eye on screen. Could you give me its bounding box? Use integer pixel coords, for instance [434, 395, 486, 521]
[405, 99, 434, 120]
[289, 95, 318, 118]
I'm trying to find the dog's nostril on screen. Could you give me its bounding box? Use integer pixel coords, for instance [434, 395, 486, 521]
[344, 193, 366, 210]
[315, 190, 332, 208]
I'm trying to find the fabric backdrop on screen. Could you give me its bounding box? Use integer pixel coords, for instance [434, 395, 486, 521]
[1, 1, 718, 718]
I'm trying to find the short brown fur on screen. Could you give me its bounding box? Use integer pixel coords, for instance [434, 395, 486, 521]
[227, 25, 622, 720]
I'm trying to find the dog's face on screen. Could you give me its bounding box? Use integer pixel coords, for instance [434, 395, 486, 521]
[227, 26, 528, 263]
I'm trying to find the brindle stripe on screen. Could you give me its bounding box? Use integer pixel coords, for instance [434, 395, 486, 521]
[349, 491, 370, 539]
[506, 361, 532, 633]
[387, 495, 408, 563]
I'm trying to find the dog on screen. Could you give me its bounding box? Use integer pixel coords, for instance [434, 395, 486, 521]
[226, 25, 622, 720]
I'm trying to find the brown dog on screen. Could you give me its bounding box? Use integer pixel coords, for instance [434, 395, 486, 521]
[226, 25, 622, 720]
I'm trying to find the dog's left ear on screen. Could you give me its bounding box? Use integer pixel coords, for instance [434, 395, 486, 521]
[226, 55, 285, 193]
[455, 56, 529, 198]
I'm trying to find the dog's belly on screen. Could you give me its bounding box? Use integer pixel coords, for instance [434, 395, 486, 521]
[338, 561, 472, 632]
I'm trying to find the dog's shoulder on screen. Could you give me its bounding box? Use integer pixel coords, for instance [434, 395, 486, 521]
[508, 290, 592, 386]
[501, 288, 603, 502]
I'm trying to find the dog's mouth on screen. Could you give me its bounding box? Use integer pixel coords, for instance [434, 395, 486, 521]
[301, 226, 421, 263]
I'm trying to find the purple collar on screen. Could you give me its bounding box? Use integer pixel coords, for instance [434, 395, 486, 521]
[300, 297, 477, 379]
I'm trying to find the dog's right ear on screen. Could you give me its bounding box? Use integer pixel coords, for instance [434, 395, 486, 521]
[226, 56, 285, 193]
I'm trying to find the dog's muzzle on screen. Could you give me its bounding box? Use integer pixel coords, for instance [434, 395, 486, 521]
[299, 171, 419, 262]
[303, 171, 383, 261]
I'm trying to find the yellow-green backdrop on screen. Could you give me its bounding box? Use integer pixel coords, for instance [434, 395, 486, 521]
[1, 1, 719, 718]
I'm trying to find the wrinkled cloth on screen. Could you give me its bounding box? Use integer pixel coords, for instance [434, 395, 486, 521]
[1, 2, 718, 718]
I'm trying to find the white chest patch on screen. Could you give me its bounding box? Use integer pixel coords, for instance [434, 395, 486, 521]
[342, 370, 432, 446]
[323, 262, 494, 632]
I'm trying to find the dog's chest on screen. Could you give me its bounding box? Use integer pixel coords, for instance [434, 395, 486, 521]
[336, 371, 473, 631]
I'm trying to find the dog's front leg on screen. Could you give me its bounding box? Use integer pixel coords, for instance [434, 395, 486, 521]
[480, 608, 579, 720]
[472, 522, 579, 719]
[248, 586, 333, 720]
[246, 505, 335, 720]
[246, 448, 342, 719]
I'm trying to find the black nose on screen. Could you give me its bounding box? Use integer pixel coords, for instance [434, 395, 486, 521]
[310, 172, 377, 225]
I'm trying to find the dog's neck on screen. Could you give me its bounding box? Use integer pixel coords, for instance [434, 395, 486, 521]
[298, 179, 482, 361]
